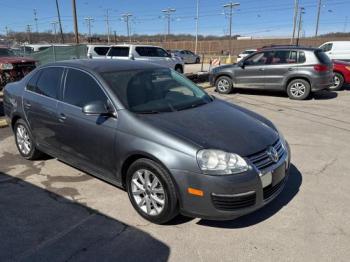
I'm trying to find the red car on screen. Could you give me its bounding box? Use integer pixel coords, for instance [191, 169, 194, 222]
[0, 47, 36, 90]
[331, 60, 350, 90]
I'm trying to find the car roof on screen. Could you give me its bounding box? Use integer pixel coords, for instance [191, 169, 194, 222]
[43, 59, 163, 73]
[260, 45, 320, 51]
[110, 44, 161, 48]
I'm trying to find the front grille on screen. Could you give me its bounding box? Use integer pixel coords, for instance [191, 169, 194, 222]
[212, 192, 256, 211]
[247, 139, 284, 171]
[263, 178, 286, 200]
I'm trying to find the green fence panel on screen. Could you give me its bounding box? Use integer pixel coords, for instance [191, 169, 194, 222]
[29, 45, 87, 65]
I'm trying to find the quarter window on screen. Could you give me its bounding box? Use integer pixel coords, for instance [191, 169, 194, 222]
[26, 70, 41, 92]
[35, 67, 63, 99]
[64, 69, 107, 108]
[298, 51, 306, 63]
[320, 43, 333, 52]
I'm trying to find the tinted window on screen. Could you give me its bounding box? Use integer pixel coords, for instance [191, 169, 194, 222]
[108, 47, 129, 57]
[26, 71, 41, 91]
[94, 47, 109, 55]
[298, 51, 306, 63]
[36, 67, 63, 99]
[315, 50, 332, 65]
[320, 43, 333, 52]
[64, 69, 107, 107]
[136, 47, 169, 57]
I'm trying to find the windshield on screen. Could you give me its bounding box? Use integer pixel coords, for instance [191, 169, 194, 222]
[0, 48, 16, 57]
[102, 68, 213, 113]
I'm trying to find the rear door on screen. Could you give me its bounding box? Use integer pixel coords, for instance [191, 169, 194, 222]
[56, 68, 118, 179]
[263, 50, 299, 90]
[22, 67, 64, 154]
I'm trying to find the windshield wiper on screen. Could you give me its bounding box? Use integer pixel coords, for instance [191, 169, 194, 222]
[135, 110, 161, 114]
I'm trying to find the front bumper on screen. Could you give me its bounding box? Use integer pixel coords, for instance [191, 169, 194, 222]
[171, 142, 291, 220]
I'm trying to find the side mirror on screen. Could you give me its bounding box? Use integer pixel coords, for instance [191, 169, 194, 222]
[238, 61, 245, 69]
[82, 101, 114, 116]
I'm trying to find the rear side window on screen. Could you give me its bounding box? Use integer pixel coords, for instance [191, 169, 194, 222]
[315, 50, 332, 64]
[108, 47, 129, 57]
[298, 51, 306, 63]
[94, 47, 109, 55]
[64, 69, 107, 108]
[136, 47, 169, 57]
[320, 43, 333, 52]
[26, 71, 41, 91]
[35, 67, 63, 99]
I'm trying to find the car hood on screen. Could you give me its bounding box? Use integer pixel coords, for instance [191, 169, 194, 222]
[138, 99, 278, 156]
[0, 56, 35, 64]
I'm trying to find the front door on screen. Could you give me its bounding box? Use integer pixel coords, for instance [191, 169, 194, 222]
[56, 68, 118, 179]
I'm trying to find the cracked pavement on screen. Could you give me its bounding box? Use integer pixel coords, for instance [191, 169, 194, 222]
[1, 87, 350, 261]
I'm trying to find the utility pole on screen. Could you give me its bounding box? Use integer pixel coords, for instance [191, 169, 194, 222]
[26, 24, 32, 44]
[223, 2, 240, 56]
[195, 0, 199, 54]
[72, 0, 79, 44]
[291, 0, 299, 44]
[84, 17, 94, 42]
[162, 8, 176, 42]
[33, 9, 38, 33]
[105, 9, 111, 44]
[5, 26, 9, 37]
[296, 7, 305, 46]
[114, 30, 117, 44]
[315, 0, 322, 37]
[55, 0, 64, 43]
[122, 13, 132, 43]
[51, 21, 58, 42]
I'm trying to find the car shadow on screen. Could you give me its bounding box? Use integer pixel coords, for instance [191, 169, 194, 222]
[0, 171, 170, 261]
[311, 90, 338, 100]
[196, 164, 302, 229]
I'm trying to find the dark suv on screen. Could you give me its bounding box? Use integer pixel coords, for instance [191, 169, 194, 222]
[209, 47, 334, 100]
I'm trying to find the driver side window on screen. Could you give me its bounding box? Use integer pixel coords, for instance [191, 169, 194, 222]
[244, 52, 268, 66]
[64, 69, 107, 108]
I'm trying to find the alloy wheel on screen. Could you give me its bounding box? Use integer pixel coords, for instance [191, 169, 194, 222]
[217, 79, 230, 93]
[131, 169, 165, 216]
[16, 125, 31, 155]
[332, 75, 340, 89]
[290, 82, 306, 98]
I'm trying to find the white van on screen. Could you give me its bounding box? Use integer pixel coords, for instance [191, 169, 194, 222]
[319, 41, 350, 61]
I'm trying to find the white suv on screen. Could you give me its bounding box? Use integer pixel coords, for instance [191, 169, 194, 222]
[105, 44, 184, 73]
[87, 45, 111, 59]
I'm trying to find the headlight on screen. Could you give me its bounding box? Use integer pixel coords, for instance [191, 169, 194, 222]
[197, 149, 249, 175]
[0, 63, 13, 70]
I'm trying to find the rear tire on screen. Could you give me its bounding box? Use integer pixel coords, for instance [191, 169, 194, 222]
[215, 76, 233, 94]
[126, 158, 179, 224]
[195, 57, 200, 64]
[329, 72, 344, 91]
[14, 119, 44, 160]
[286, 79, 311, 100]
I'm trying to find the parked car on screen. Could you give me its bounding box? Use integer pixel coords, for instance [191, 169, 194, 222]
[236, 49, 257, 62]
[4, 59, 290, 224]
[319, 41, 350, 61]
[210, 46, 334, 100]
[331, 60, 350, 90]
[106, 44, 184, 73]
[169, 49, 200, 64]
[0, 47, 36, 90]
[87, 44, 111, 59]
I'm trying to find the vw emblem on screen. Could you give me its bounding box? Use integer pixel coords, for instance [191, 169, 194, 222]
[267, 146, 279, 163]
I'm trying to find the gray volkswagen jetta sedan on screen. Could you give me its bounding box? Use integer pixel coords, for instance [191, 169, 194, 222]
[3, 60, 291, 224]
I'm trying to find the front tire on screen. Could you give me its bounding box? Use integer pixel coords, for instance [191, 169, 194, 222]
[215, 76, 233, 94]
[286, 79, 311, 100]
[330, 72, 344, 91]
[126, 158, 179, 224]
[14, 119, 43, 160]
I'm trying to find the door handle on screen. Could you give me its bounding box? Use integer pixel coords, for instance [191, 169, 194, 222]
[288, 68, 294, 71]
[24, 102, 31, 108]
[58, 113, 67, 122]
[259, 68, 265, 71]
